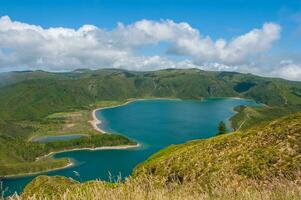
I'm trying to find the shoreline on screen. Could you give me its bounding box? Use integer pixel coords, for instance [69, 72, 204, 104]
[90, 99, 139, 134]
[2, 161, 74, 179]
[4, 97, 254, 179]
[90, 97, 256, 135]
[37, 143, 140, 160]
[3, 144, 140, 179]
[90, 97, 183, 134]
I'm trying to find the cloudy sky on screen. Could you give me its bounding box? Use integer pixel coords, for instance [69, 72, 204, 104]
[0, 0, 301, 81]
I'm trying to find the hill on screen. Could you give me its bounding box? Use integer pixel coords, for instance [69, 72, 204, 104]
[1, 68, 301, 124]
[20, 111, 301, 200]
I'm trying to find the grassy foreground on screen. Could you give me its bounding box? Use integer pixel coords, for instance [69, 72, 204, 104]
[13, 111, 301, 200]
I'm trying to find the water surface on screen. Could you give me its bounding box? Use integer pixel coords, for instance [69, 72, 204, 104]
[1, 98, 258, 196]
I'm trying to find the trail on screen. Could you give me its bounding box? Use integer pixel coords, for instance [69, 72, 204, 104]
[237, 113, 250, 131]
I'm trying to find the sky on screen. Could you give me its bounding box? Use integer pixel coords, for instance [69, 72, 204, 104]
[0, 0, 301, 80]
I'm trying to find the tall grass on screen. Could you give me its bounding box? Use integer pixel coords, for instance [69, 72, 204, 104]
[6, 175, 301, 200]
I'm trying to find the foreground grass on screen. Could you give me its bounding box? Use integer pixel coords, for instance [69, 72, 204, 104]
[9, 111, 301, 199]
[3, 175, 299, 200]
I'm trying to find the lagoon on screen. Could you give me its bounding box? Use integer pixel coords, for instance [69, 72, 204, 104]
[2, 98, 258, 196]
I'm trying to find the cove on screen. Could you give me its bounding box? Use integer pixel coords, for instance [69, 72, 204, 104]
[1, 98, 258, 196]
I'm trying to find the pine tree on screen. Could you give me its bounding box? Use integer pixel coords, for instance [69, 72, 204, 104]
[218, 121, 227, 135]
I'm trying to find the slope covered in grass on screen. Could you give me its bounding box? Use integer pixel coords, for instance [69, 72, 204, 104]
[19, 112, 301, 200]
[134, 112, 301, 184]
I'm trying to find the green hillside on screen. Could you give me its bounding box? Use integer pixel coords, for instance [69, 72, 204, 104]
[20, 111, 301, 200]
[1, 68, 301, 123]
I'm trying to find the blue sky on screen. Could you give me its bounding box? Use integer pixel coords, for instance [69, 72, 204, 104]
[0, 0, 301, 80]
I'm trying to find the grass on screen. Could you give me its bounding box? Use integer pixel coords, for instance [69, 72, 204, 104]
[11, 111, 301, 200]
[7, 175, 300, 200]
[230, 105, 299, 130]
[134, 112, 301, 184]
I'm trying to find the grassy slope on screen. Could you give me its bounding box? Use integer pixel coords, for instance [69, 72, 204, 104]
[134, 112, 301, 183]
[19, 112, 301, 200]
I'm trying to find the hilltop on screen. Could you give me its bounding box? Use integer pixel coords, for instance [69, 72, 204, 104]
[20, 111, 301, 200]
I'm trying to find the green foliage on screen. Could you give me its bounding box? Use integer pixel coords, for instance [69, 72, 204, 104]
[0, 134, 135, 176]
[217, 121, 227, 135]
[1, 69, 301, 122]
[230, 105, 299, 130]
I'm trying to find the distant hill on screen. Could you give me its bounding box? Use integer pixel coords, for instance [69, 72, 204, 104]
[0, 68, 301, 122]
[21, 111, 301, 199]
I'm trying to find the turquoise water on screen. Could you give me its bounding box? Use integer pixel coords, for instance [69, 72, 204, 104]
[32, 134, 88, 142]
[1, 98, 258, 197]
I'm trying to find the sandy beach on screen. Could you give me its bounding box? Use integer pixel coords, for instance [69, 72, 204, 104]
[37, 143, 140, 161]
[90, 99, 139, 134]
[90, 98, 181, 134]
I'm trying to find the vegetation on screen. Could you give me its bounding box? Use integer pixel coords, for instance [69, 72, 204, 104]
[1, 69, 301, 123]
[0, 134, 135, 176]
[0, 100, 132, 176]
[15, 111, 301, 199]
[217, 121, 227, 135]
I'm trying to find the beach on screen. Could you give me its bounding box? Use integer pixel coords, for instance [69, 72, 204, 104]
[37, 143, 140, 161]
[90, 99, 137, 134]
[90, 98, 181, 134]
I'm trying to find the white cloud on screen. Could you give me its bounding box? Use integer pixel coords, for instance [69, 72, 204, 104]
[168, 23, 281, 64]
[268, 60, 301, 81]
[1, 16, 296, 81]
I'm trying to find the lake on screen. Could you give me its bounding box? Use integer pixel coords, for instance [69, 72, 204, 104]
[1, 98, 258, 196]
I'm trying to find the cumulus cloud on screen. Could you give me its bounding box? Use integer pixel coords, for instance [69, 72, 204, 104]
[0, 16, 294, 80]
[268, 60, 301, 81]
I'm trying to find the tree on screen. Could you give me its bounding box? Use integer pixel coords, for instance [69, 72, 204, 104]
[218, 121, 227, 135]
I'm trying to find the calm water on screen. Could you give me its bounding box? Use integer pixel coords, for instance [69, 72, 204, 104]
[32, 134, 88, 142]
[1, 98, 258, 196]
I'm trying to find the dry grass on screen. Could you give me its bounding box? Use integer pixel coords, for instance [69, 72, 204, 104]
[5, 175, 301, 200]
